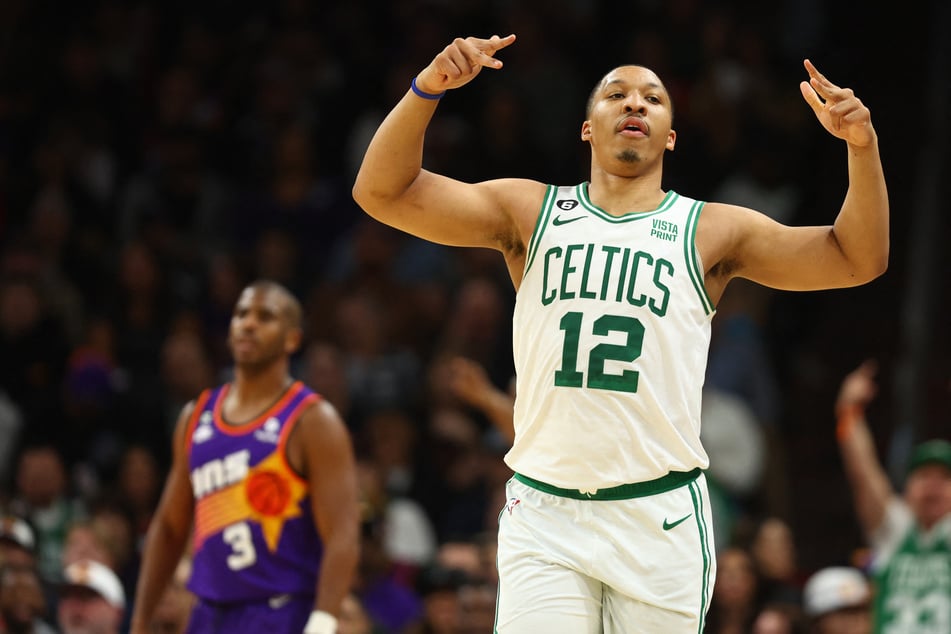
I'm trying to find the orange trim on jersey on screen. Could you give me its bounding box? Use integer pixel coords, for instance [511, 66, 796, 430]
[212, 381, 306, 435]
[277, 392, 321, 485]
[184, 389, 214, 454]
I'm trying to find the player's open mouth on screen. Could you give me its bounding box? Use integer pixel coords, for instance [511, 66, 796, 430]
[617, 117, 648, 136]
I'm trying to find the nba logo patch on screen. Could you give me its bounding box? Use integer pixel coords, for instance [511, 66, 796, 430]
[505, 497, 521, 515]
[193, 412, 214, 444]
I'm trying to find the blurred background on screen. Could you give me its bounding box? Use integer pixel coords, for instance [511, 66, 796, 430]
[0, 0, 948, 631]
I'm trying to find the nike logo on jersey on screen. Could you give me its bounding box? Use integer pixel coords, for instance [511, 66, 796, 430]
[553, 215, 585, 226]
[269, 593, 292, 609]
[662, 514, 692, 530]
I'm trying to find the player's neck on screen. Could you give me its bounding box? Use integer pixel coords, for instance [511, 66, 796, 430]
[231, 362, 293, 406]
[587, 169, 666, 216]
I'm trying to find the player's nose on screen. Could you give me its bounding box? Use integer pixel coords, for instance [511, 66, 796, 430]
[622, 94, 647, 114]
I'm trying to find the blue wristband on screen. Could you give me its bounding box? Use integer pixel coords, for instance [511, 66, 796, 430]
[411, 77, 446, 100]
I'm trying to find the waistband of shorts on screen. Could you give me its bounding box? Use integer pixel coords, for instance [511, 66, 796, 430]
[513, 468, 702, 500]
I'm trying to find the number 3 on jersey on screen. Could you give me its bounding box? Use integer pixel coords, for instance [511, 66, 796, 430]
[223, 522, 257, 570]
[554, 312, 645, 393]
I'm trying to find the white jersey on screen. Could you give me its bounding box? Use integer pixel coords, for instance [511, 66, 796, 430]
[506, 184, 715, 489]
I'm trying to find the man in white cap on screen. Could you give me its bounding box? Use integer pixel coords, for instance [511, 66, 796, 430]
[803, 566, 871, 634]
[57, 559, 125, 634]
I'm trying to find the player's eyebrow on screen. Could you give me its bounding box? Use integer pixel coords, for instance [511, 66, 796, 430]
[603, 78, 662, 91]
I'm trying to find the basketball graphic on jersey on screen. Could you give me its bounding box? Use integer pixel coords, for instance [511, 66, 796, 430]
[246, 470, 291, 516]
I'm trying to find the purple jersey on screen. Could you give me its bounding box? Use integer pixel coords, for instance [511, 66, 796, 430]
[185, 381, 323, 602]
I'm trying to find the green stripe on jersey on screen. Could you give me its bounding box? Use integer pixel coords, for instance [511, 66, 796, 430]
[525, 185, 556, 275]
[578, 183, 677, 222]
[684, 200, 715, 315]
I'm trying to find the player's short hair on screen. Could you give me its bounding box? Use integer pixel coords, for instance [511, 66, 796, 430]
[246, 280, 302, 330]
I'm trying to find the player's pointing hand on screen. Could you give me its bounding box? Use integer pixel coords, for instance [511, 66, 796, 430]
[799, 59, 875, 148]
[414, 34, 516, 95]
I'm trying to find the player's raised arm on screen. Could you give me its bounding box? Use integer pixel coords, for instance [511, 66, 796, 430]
[352, 35, 538, 251]
[801, 59, 889, 279]
[707, 60, 888, 292]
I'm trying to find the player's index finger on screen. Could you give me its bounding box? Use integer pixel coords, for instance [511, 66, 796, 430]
[803, 59, 831, 86]
[804, 59, 841, 95]
[493, 33, 517, 49]
[476, 33, 517, 57]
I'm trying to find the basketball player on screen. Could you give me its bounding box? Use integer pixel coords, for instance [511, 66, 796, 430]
[130, 281, 360, 634]
[834, 361, 951, 633]
[352, 35, 889, 632]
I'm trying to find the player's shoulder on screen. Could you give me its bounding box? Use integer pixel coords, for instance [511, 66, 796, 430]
[479, 178, 547, 206]
[700, 199, 778, 221]
[294, 385, 345, 430]
[174, 383, 226, 429]
[695, 200, 779, 241]
[287, 394, 353, 464]
[177, 384, 223, 419]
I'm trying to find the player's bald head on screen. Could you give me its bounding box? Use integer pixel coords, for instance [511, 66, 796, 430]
[244, 280, 302, 329]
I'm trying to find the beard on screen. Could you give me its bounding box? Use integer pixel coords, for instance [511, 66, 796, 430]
[617, 149, 641, 163]
[229, 338, 285, 373]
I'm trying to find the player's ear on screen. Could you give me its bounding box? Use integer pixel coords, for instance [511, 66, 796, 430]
[667, 129, 676, 151]
[285, 327, 303, 355]
[581, 120, 592, 142]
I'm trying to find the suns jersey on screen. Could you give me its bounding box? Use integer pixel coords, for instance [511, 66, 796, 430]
[506, 184, 715, 489]
[185, 381, 322, 602]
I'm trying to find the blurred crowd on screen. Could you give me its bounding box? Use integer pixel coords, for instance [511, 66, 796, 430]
[0, 0, 945, 633]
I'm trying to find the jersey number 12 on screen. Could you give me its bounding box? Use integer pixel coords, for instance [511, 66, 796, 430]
[554, 312, 644, 393]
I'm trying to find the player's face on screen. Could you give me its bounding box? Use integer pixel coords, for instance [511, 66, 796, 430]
[904, 463, 951, 529]
[228, 288, 298, 368]
[581, 66, 676, 176]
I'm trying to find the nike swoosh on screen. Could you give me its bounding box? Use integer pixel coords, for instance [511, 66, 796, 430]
[662, 514, 692, 530]
[268, 594, 292, 609]
[553, 215, 585, 226]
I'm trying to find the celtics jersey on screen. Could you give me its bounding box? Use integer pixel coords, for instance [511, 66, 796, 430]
[871, 501, 951, 634]
[506, 184, 714, 489]
[185, 381, 323, 602]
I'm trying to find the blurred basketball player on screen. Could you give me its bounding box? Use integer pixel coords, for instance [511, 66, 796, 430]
[130, 280, 360, 634]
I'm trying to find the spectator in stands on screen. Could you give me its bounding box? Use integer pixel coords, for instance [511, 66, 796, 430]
[802, 566, 871, 634]
[57, 559, 125, 634]
[0, 564, 57, 634]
